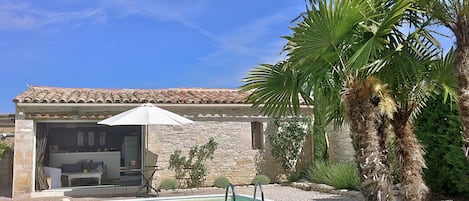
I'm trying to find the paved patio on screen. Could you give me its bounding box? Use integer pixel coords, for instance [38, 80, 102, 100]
[0, 184, 363, 201]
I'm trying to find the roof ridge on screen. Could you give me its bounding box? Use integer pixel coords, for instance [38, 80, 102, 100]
[28, 86, 239, 91]
[15, 86, 248, 104]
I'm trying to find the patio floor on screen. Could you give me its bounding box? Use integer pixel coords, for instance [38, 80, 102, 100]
[0, 184, 363, 201]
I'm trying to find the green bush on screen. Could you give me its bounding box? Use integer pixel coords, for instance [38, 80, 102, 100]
[251, 174, 270, 185]
[213, 176, 230, 188]
[159, 178, 179, 190]
[287, 171, 304, 182]
[415, 96, 469, 198]
[305, 161, 360, 190]
[0, 141, 12, 157]
[270, 118, 309, 172]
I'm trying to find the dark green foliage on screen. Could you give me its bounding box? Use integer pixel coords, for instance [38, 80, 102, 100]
[169, 138, 218, 188]
[415, 96, 469, 197]
[312, 92, 328, 162]
[305, 161, 360, 190]
[270, 118, 309, 172]
[0, 141, 12, 157]
[213, 176, 230, 188]
[287, 171, 305, 182]
[159, 178, 179, 190]
[252, 174, 271, 185]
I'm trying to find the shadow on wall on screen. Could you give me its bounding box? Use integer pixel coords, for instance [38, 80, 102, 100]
[0, 148, 14, 198]
[254, 122, 284, 183]
[254, 121, 314, 183]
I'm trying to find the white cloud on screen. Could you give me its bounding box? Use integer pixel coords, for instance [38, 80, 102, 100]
[198, 5, 300, 64]
[0, 1, 105, 31]
[0, 0, 299, 64]
[99, 0, 297, 62]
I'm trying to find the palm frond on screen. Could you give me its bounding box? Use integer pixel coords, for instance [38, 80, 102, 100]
[286, 0, 367, 76]
[240, 61, 313, 117]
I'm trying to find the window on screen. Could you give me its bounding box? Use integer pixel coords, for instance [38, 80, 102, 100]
[77, 132, 84, 146]
[88, 131, 95, 146]
[251, 122, 264, 149]
[99, 131, 106, 145]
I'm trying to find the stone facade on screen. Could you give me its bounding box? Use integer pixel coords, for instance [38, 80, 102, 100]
[12, 119, 34, 197]
[10, 105, 314, 197]
[146, 106, 313, 187]
[326, 123, 355, 163]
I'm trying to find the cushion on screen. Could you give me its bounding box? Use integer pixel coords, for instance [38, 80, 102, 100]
[90, 161, 104, 170]
[62, 163, 83, 173]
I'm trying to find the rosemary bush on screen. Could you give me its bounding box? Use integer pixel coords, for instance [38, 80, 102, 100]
[251, 174, 270, 185]
[159, 178, 179, 190]
[213, 176, 230, 188]
[305, 161, 360, 190]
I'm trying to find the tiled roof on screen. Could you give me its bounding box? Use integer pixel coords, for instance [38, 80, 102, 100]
[14, 86, 249, 104]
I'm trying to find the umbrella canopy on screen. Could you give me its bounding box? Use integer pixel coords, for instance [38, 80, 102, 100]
[98, 103, 194, 126]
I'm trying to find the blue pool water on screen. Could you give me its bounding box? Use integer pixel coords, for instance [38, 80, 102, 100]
[115, 194, 267, 201]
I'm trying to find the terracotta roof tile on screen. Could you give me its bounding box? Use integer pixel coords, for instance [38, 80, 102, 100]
[14, 86, 249, 104]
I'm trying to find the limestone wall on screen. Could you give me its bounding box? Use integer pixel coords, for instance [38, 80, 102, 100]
[147, 120, 285, 187]
[12, 120, 34, 198]
[326, 123, 355, 163]
[10, 105, 315, 195]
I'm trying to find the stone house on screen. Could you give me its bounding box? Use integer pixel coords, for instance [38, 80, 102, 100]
[11, 86, 314, 198]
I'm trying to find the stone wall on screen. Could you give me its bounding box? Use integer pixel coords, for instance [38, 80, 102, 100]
[326, 123, 355, 163]
[147, 120, 285, 187]
[143, 106, 314, 187]
[12, 120, 34, 198]
[10, 105, 316, 196]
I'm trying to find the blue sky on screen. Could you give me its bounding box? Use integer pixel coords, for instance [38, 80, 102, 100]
[0, 0, 306, 113]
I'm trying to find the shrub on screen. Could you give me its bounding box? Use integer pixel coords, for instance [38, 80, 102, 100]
[415, 96, 469, 198]
[169, 138, 218, 188]
[305, 161, 360, 190]
[287, 171, 304, 182]
[213, 176, 230, 188]
[159, 178, 179, 190]
[270, 118, 309, 172]
[0, 141, 12, 157]
[252, 174, 270, 185]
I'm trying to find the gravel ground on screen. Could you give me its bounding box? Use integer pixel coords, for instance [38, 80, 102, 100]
[0, 184, 364, 201]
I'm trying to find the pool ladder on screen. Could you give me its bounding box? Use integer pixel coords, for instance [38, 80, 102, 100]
[225, 183, 236, 201]
[253, 183, 265, 201]
[224, 183, 265, 201]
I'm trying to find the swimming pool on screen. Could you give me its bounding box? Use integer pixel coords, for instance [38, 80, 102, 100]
[114, 194, 272, 201]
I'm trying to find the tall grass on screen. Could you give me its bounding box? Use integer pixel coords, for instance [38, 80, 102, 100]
[305, 161, 360, 190]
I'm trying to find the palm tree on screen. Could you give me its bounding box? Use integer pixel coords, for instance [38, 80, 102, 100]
[423, 0, 469, 160]
[241, 0, 450, 200]
[380, 38, 457, 200]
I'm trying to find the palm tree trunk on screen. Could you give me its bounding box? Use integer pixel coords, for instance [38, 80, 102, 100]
[313, 89, 328, 162]
[343, 82, 393, 201]
[454, 46, 469, 161]
[391, 116, 428, 201]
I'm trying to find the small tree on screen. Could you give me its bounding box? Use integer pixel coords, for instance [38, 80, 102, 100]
[415, 95, 469, 198]
[0, 141, 12, 158]
[169, 137, 218, 188]
[270, 118, 309, 173]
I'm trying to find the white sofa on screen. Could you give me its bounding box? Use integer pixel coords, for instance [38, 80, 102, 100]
[44, 166, 62, 189]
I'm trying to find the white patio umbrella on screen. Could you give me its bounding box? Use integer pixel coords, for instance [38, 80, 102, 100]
[97, 102, 194, 156]
[97, 103, 194, 195]
[98, 103, 194, 126]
